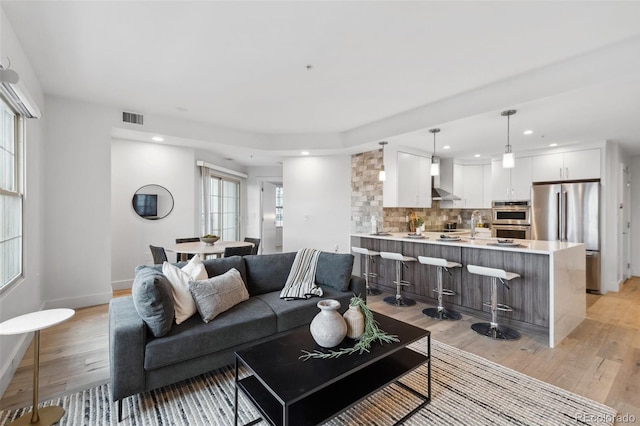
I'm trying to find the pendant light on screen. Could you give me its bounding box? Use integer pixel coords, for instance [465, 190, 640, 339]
[501, 109, 516, 168]
[378, 141, 388, 181]
[429, 128, 441, 176]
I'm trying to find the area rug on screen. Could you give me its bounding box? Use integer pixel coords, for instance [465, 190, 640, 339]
[0, 339, 616, 426]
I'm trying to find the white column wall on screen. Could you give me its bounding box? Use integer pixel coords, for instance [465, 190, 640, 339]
[282, 156, 351, 253]
[111, 140, 196, 289]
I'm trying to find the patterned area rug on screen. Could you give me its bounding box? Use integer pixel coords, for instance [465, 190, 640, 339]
[0, 339, 616, 426]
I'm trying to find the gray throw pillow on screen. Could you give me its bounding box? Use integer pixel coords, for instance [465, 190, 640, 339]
[131, 267, 175, 337]
[315, 252, 354, 292]
[189, 268, 249, 323]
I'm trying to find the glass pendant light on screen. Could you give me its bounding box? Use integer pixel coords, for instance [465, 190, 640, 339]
[429, 128, 441, 176]
[378, 141, 388, 181]
[501, 110, 516, 168]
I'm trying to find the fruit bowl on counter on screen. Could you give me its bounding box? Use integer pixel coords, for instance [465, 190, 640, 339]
[200, 235, 220, 245]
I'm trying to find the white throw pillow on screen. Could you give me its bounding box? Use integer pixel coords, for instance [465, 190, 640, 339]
[163, 255, 208, 324]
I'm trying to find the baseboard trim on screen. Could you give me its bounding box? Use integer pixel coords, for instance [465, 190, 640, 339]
[43, 292, 112, 310]
[111, 279, 133, 291]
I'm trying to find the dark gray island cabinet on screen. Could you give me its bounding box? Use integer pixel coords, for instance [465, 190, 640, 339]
[351, 232, 586, 348]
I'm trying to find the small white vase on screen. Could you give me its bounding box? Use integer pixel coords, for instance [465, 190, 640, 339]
[310, 299, 347, 348]
[343, 305, 365, 339]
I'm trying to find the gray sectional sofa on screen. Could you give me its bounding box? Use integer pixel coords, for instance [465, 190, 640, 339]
[109, 251, 365, 421]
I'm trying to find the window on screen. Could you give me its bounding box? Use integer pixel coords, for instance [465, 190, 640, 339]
[275, 186, 283, 227]
[202, 173, 241, 240]
[0, 96, 22, 290]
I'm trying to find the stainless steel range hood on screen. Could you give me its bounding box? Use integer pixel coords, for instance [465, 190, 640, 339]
[431, 175, 461, 201]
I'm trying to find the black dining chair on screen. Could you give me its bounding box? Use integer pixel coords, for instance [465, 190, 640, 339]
[244, 237, 261, 255]
[224, 245, 253, 257]
[175, 237, 200, 261]
[149, 245, 168, 264]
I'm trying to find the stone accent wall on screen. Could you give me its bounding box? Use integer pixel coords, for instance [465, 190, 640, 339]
[351, 149, 491, 234]
[351, 149, 384, 234]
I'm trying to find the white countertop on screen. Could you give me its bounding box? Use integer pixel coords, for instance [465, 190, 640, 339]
[352, 232, 584, 254]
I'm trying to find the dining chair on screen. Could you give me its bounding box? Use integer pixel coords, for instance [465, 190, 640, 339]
[224, 245, 253, 257]
[149, 245, 168, 264]
[243, 237, 261, 255]
[175, 237, 200, 261]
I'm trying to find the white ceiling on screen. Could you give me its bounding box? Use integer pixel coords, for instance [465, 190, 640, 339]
[3, 1, 640, 165]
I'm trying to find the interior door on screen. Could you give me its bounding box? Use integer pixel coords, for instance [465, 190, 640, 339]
[261, 182, 279, 254]
[622, 165, 631, 279]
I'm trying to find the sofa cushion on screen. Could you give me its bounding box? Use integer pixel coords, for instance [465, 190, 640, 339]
[202, 256, 247, 285]
[163, 256, 208, 325]
[189, 268, 249, 323]
[244, 252, 296, 296]
[131, 267, 175, 337]
[255, 286, 353, 332]
[315, 252, 355, 292]
[144, 297, 277, 370]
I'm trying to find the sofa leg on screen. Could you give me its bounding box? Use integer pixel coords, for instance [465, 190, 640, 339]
[117, 399, 122, 422]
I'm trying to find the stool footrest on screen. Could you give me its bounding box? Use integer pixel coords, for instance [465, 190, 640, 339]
[433, 288, 456, 296]
[482, 302, 513, 312]
[365, 272, 378, 278]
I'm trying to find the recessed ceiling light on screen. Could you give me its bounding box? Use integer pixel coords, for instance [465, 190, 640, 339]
[523, 130, 534, 135]
[443, 145, 451, 150]
[151, 136, 164, 142]
[474, 154, 481, 158]
[549, 143, 558, 147]
[301, 151, 310, 156]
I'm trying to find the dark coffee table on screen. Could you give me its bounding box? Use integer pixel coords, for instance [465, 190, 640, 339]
[234, 313, 431, 425]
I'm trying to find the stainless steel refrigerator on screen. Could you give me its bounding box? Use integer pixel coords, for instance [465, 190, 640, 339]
[531, 181, 600, 293]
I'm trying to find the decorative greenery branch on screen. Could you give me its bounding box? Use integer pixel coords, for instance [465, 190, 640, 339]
[299, 295, 399, 361]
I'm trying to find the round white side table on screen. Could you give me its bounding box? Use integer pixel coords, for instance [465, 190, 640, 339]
[0, 308, 75, 426]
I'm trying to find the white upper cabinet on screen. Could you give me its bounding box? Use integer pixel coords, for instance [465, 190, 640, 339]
[397, 151, 431, 207]
[383, 147, 432, 208]
[491, 157, 532, 201]
[442, 162, 490, 209]
[531, 148, 600, 182]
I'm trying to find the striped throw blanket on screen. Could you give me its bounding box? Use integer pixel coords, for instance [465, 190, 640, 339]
[280, 248, 324, 300]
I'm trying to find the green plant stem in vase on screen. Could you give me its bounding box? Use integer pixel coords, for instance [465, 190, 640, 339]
[299, 296, 399, 361]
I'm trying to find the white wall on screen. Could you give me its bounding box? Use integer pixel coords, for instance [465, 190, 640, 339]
[111, 141, 197, 288]
[631, 155, 640, 276]
[0, 6, 46, 397]
[283, 156, 351, 253]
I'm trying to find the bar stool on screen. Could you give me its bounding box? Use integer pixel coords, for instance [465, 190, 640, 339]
[380, 251, 417, 307]
[351, 247, 382, 295]
[467, 264, 521, 340]
[418, 256, 462, 320]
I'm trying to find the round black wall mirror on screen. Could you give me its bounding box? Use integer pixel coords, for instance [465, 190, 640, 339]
[132, 184, 174, 220]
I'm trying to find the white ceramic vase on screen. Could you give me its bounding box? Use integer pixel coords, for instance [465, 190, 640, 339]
[343, 305, 365, 339]
[310, 299, 347, 348]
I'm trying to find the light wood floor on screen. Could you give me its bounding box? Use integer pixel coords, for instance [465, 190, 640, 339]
[1, 281, 638, 422]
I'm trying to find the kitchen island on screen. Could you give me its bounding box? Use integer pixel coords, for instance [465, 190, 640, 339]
[351, 232, 586, 348]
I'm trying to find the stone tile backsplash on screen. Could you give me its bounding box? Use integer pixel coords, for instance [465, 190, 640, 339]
[351, 148, 491, 234]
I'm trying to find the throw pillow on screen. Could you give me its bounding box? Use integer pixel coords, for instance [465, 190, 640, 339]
[189, 268, 249, 323]
[131, 267, 175, 337]
[315, 252, 354, 292]
[163, 255, 208, 324]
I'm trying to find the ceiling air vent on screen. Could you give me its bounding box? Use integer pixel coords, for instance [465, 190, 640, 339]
[122, 111, 144, 125]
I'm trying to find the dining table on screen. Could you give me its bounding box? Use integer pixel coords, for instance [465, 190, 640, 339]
[166, 240, 254, 261]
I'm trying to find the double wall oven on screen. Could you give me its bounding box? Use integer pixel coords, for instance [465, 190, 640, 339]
[491, 200, 531, 240]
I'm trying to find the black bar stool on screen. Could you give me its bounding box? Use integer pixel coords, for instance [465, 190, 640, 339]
[467, 264, 521, 340]
[380, 251, 417, 307]
[351, 247, 382, 296]
[418, 256, 462, 320]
